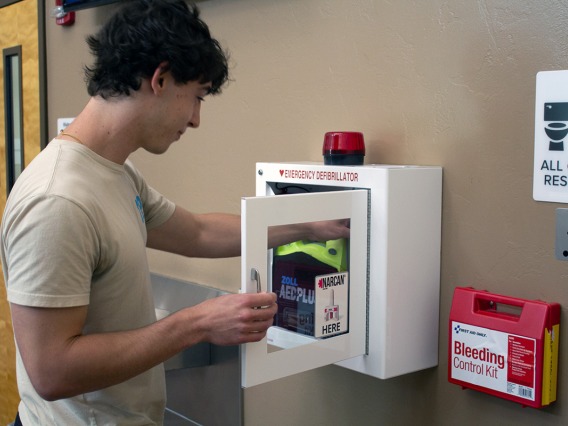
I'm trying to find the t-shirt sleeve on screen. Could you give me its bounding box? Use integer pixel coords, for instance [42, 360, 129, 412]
[124, 160, 176, 230]
[3, 195, 98, 308]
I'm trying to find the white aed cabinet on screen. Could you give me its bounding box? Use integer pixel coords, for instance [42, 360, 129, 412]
[240, 162, 442, 387]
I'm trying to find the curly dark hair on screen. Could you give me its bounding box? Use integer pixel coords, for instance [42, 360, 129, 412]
[84, 0, 229, 99]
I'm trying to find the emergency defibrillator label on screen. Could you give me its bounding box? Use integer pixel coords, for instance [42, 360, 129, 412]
[278, 168, 360, 183]
[451, 322, 536, 401]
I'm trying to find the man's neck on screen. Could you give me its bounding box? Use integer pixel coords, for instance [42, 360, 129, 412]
[60, 96, 143, 165]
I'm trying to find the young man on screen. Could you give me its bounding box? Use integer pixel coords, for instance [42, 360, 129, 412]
[1, 1, 349, 424]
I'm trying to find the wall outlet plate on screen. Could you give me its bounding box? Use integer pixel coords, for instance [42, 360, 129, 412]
[555, 208, 568, 260]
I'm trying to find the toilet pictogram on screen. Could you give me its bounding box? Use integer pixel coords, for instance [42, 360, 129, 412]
[544, 102, 568, 152]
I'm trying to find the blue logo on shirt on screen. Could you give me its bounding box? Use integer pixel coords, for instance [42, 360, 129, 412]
[135, 195, 145, 223]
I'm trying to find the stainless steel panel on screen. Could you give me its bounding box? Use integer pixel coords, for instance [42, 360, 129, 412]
[152, 273, 242, 426]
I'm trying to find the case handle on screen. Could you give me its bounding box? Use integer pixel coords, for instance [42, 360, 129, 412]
[473, 292, 524, 321]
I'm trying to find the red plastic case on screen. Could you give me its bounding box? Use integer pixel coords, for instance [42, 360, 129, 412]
[448, 287, 560, 408]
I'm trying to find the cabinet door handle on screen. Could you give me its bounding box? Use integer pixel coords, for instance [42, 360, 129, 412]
[250, 268, 262, 293]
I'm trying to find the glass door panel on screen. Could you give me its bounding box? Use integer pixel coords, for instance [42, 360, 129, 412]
[241, 189, 368, 387]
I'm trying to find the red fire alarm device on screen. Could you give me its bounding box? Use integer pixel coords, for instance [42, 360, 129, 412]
[54, 0, 75, 26]
[448, 287, 560, 408]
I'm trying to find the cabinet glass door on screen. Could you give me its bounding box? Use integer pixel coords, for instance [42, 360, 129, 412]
[241, 189, 369, 387]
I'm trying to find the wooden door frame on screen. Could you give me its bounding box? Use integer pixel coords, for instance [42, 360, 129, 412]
[1, 0, 47, 149]
[0, 1, 22, 7]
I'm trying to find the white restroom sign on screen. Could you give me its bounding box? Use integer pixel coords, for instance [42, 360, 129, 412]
[533, 71, 568, 202]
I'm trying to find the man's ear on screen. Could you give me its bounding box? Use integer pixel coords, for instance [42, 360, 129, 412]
[150, 61, 169, 94]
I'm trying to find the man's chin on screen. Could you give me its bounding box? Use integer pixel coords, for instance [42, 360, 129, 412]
[145, 143, 172, 155]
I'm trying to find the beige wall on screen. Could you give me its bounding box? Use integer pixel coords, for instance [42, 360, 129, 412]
[45, 1, 568, 425]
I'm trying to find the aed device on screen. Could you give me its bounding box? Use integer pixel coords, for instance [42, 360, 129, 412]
[449, 287, 560, 408]
[272, 239, 348, 338]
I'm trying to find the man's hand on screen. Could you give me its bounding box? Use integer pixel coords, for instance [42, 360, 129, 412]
[303, 219, 350, 242]
[187, 292, 277, 345]
[268, 219, 350, 249]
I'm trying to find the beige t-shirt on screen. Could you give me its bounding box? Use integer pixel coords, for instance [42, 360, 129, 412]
[1, 139, 176, 425]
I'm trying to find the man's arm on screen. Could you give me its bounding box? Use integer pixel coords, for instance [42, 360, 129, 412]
[146, 205, 350, 257]
[11, 291, 276, 401]
[147, 207, 241, 257]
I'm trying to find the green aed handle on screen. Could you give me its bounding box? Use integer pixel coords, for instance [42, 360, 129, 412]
[274, 238, 348, 272]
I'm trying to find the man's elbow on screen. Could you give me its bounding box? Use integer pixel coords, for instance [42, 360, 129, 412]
[30, 372, 77, 402]
[33, 383, 68, 402]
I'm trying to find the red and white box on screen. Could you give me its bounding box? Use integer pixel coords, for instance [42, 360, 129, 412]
[448, 287, 560, 408]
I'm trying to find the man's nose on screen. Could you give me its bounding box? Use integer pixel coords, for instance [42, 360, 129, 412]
[188, 103, 201, 128]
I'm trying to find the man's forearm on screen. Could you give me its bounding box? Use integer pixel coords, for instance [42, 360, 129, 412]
[12, 304, 196, 401]
[11, 291, 276, 401]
